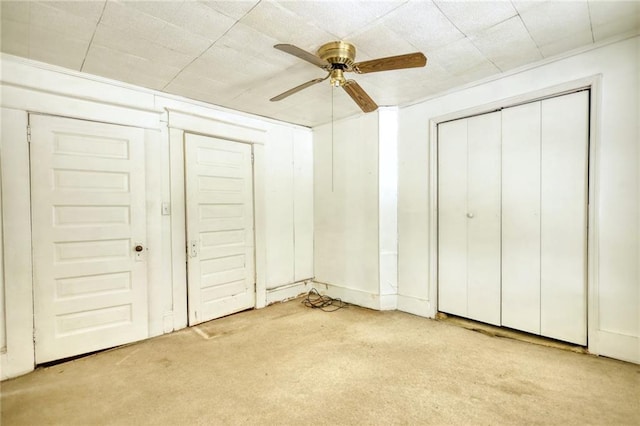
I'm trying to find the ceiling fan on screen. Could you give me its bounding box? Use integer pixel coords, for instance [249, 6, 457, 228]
[270, 41, 427, 113]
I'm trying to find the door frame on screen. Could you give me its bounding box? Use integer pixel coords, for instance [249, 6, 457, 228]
[166, 109, 267, 331]
[429, 75, 601, 354]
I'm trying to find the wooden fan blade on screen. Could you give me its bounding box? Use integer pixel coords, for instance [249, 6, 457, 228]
[354, 52, 427, 74]
[343, 80, 378, 113]
[274, 44, 329, 68]
[270, 76, 328, 102]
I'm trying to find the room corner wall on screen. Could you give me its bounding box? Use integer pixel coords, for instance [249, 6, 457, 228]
[313, 112, 381, 309]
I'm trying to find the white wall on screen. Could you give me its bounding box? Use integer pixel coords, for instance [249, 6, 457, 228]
[397, 36, 639, 363]
[0, 55, 313, 378]
[264, 126, 314, 289]
[313, 112, 381, 307]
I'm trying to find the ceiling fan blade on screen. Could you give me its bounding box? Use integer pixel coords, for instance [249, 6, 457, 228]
[342, 80, 378, 113]
[274, 44, 329, 69]
[270, 75, 329, 102]
[354, 52, 427, 74]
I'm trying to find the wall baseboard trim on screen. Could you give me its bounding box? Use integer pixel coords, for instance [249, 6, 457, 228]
[265, 280, 313, 305]
[313, 281, 382, 310]
[596, 330, 639, 364]
[397, 295, 434, 318]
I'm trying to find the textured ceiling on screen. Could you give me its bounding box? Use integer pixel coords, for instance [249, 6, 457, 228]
[1, 0, 639, 127]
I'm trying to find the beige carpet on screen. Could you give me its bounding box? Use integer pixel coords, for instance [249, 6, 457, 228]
[2, 298, 638, 425]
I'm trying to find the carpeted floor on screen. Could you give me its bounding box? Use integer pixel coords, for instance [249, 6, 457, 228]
[1, 298, 638, 425]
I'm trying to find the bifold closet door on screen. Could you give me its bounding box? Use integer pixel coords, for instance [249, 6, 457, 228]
[502, 91, 588, 345]
[539, 92, 588, 344]
[438, 111, 501, 326]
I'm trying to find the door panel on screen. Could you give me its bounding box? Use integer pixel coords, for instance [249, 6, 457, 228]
[185, 134, 255, 325]
[30, 115, 148, 363]
[438, 112, 501, 325]
[466, 112, 502, 325]
[540, 92, 589, 345]
[501, 102, 542, 335]
[438, 119, 468, 318]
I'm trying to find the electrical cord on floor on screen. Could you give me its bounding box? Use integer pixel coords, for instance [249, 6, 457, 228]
[302, 288, 349, 312]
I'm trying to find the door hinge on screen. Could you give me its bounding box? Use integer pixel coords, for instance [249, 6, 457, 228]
[27, 125, 31, 143]
[251, 152, 254, 164]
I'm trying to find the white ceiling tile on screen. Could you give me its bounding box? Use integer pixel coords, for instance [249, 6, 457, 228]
[120, 1, 184, 22]
[83, 43, 181, 88]
[214, 22, 293, 68]
[167, 70, 241, 99]
[471, 16, 542, 71]
[125, 69, 174, 91]
[240, 2, 335, 52]
[200, 0, 260, 20]
[511, 1, 541, 15]
[539, 29, 593, 57]
[92, 24, 196, 68]
[29, 2, 98, 41]
[434, 0, 517, 35]
[28, 26, 88, 69]
[519, 1, 592, 47]
[40, 1, 105, 24]
[426, 37, 497, 77]
[347, 23, 422, 60]
[168, 2, 237, 41]
[100, 1, 166, 41]
[589, 0, 640, 41]
[1, 1, 30, 23]
[0, 20, 29, 56]
[277, 0, 406, 39]
[101, 4, 213, 57]
[380, 0, 465, 51]
[153, 23, 213, 55]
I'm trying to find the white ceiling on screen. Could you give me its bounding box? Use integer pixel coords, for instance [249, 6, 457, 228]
[1, 0, 638, 127]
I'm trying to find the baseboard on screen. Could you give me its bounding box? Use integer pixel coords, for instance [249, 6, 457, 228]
[595, 330, 639, 364]
[379, 294, 398, 310]
[265, 280, 313, 305]
[397, 295, 435, 318]
[312, 281, 382, 310]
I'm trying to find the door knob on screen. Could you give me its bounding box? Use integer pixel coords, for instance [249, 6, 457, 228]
[466, 213, 474, 218]
[135, 245, 144, 252]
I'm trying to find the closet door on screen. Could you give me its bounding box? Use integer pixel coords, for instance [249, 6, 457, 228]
[540, 91, 588, 344]
[30, 115, 149, 363]
[438, 111, 502, 325]
[501, 102, 542, 335]
[502, 91, 588, 344]
[185, 133, 255, 325]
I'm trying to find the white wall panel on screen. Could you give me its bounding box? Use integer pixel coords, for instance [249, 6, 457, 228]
[378, 108, 398, 305]
[0, 169, 5, 351]
[314, 113, 379, 296]
[293, 128, 314, 282]
[265, 126, 294, 288]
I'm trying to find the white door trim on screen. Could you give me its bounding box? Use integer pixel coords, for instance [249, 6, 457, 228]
[167, 111, 267, 332]
[428, 75, 601, 354]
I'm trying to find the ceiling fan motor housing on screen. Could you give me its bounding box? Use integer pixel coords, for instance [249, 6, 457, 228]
[318, 41, 356, 70]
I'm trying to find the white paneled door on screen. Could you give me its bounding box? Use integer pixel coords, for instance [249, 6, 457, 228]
[185, 134, 255, 325]
[30, 115, 148, 364]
